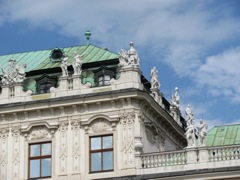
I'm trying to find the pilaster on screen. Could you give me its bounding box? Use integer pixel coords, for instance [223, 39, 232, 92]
[170, 105, 181, 126]
[186, 148, 198, 164]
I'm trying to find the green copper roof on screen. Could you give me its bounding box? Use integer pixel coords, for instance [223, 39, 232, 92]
[0, 44, 119, 75]
[205, 124, 240, 146]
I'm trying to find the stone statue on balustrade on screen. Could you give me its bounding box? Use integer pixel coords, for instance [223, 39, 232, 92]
[118, 41, 140, 68]
[60, 55, 69, 77]
[185, 124, 195, 148]
[171, 87, 180, 108]
[185, 105, 196, 147]
[1, 59, 27, 85]
[197, 120, 208, 146]
[72, 51, 85, 75]
[150, 67, 160, 89]
[185, 105, 194, 126]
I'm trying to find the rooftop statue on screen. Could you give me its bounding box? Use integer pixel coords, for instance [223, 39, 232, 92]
[128, 41, 140, 65]
[60, 55, 69, 77]
[118, 41, 140, 67]
[185, 105, 194, 126]
[185, 105, 196, 147]
[185, 123, 195, 147]
[1, 59, 26, 85]
[197, 120, 208, 146]
[150, 66, 160, 89]
[171, 87, 180, 108]
[73, 51, 85, 75]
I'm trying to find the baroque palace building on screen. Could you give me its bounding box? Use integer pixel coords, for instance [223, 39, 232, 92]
[0, 34, 239, 180]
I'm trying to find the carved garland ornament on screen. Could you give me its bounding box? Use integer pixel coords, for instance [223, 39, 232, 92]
[88, 119, 112, 133]
[83, 117, 117, 134]
[21, 123, 58, 141]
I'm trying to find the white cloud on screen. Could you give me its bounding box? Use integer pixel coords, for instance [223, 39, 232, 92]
[0, 0, 240, 125]
[196, 47, 240, 103]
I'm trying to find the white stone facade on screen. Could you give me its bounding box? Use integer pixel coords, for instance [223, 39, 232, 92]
[0, 44, 239, 180]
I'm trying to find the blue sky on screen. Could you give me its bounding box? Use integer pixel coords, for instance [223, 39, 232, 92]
[0, 0, 240, 128]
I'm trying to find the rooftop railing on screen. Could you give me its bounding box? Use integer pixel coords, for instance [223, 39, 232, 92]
[140, 144, 240, 169]
[141, 150, 187, 168]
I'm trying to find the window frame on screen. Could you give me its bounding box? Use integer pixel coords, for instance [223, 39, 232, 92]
[35, 74, 58, 94]
[98, 74, 111, 86]
[28, 141, 52, 179]
[89, 134, 114, 173]
[94, 66, 115, 87]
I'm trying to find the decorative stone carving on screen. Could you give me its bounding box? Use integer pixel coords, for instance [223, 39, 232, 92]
[70, 118, 81, 172]
[150, 66, 160, 89]
[72, 142, 80, 158]
[185, 105, 194, 126]
[1, 59, 26, 85]
[71, 119, 80, 135]
[119, 110, 135, 127]
[21, 122, 58, 141]
[72, 51, 85, 75]
[60, 55, 69, 77]
[59, 120, 69, 133]
[171, 87, 180, 109]
[197, 120, 208, 146]
[185, 105, 196, 148]
[0, 127, 9, 142]
[27, 126, 52, 140]
[0, 150, 7, 166]
[119, 110, 135, 167]
[122, 137, 134, 154]
[11, 125, 20, 138]
[118, 41, 140, 68]
[12, 148, 20, 165]
[88, 119, 112, 133]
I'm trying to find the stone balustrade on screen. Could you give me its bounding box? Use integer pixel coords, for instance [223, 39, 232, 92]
[141, 150, 187, 168]
[140, 144, 240, 169]
[208, 145, 240, 162]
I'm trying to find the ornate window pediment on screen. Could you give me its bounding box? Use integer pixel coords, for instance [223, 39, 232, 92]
[81, 115, 117, 134]
[21, 122, 58, 141]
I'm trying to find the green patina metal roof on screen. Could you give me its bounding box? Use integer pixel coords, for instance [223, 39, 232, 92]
[0, 44, 119, 75]
[205, 124, 240, 146]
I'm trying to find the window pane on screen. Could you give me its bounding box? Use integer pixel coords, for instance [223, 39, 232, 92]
[104, 75, 110, 80]
[103, 136, 112, 149]
[103, 151, 113, 170]
[42, 143, 51, 156]
[30, 159, 40, 178]
[91, 137, 101, 150]
[91, 153, 101, 172]
[42, 158, 51, 177]
[30, 144, 40, 157]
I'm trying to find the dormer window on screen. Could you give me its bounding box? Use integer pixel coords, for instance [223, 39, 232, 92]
[94, 66, 114, 87]
[50, 48, 64, 62]
[35, 74, 57, 94]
